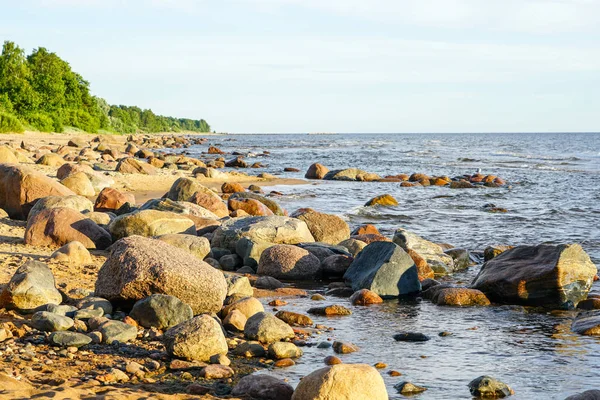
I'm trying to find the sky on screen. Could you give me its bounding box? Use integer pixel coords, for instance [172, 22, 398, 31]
[1, 0, 599, 133]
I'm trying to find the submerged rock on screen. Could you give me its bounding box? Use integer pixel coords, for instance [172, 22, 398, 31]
[343, 241, 421, 298]
[571, 311, 600, 335]
[468, 376, 514, 398]
[472, 244, 596, 309]
[364, 194, 398, 207]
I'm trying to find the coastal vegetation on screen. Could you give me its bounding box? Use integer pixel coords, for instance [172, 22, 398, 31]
[0, 41, 210, 134]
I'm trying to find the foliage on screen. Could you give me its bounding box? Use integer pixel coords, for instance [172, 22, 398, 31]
[0, 41, 211, 134]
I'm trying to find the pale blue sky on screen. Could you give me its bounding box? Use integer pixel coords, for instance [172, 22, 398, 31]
[1, 0, 598, 133]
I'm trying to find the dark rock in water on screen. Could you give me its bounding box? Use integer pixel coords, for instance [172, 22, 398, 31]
[395, 381, 427, 394]
[565, 390, 600, 400]
[571, 311, 600, 335]
[468, 375, 513, 398]
[393, 332, 430, 342]
[332, 340, 358, 354]
[343, 241, 421, 298]
[225, 156, 247, 168]
[231, 374, 294, 400]
[577, 298, 600, 310]
[130, 294, 193, 330]
[472, 244, 597, 309]
[420, 278, 440, 292]
[325, 287, 355, 297]
[421, 283, 454, 301]
[308, 305, 352, 316]
[255, 276, 284, 289]
[444, 248, 473, 271]
[322, 254, 354, 278]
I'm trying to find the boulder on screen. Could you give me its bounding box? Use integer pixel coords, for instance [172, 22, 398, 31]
[115, 157, 157, 174]
[350, 289, 383, 305]
[434, 287, 490, 306]
[305, 163, 329, 180]
[393, 228, 455, 274]
[0, 261, 62, 312]
[222, 296, 265, 319]
[472, 244, 596, 309]
[28, 195, 94, 221]
[188, 190, 229, 218]
[565, 390, 600, 400]
[257, 244, 322, 280]
[268, 342, 302, 359]
[322, 254, 353, 278]
[224, 274, 254, 297]
[364, 194, 398, 207]
[223, 309, 247, 331]
[50, 241, 93, 265]
[291, 364, 388, 400]
[60, 172, 95, 197]
[244, 312, 295, 344]
[324, 168, 381, 182]
[166, 177, 211, 202]
[156, 234, 210, 260]
[211, 216, 314, 253]
[0, 164, 76, 219]
[36, 153, 66, 167]
[351, 224, 380, 236]
[164, 314, 228, 362]
[229, 192, 286, 216]
[291, 208, 350, 245]
[228, 198, 274, 216]
[222, 182, 245, 194]
[98, 320, 138, 344]
[343, 241, 421, 298]
[468, 376, 514, 398]
[339, 238, 368, 257]
[94, 188, 136, 212]
[25, 207, 112, 249]
[130, 294, 193, 330]
[0, 146, 18, 163]
[140, 198, 219, 220]
[232, 374, 294, 400]
[30, 311, 74, 332]
[95, 236, 227, 314]
[108, 210, 196, 240]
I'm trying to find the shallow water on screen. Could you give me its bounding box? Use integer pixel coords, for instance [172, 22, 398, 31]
[184, 132, 600, 398]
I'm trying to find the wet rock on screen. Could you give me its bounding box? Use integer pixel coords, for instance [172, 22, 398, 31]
[130, 294, 193, 329]
[324, 168, 381, 182]
[565, 390, 600, 400]
[31, 311, 74, 332]
[364, 194, 398, 207]
[222, 297, 265, 320]
[305, 163, 329, 180]
[308, 305, 352, 316]
[25, 207, 112, 249]
[468, 376, 514, 398]
[350, 289, 384, 305]
[164, 315, 228, 362]
[393, 332, 430, 342]
[95, 236, 227, 314]
[292, 364, 388, 400]
[577, 298, 600, 310]
[291, 208, 350, 245]
[275, 311, 313, 326]
[445, 248, 473, 271]
[49, 331, 92, 348]
[343, 241, 421, 298]
[393, 228, 455, 274]
[211, 216, 314, 253]
[156, 234, 210, 260]
[232, 374, 294, 400]
[268, 342, 303, 359]
[324, 355, 342, 365]
[450, 180, 475, 189]
[435, 288, 491, 306]
[0, 164, 76, 219]
[333, 341, 358, 354]
[50, 241, 93, 265]
[571, 311, 600, 335]
[255, 276, 284, 289]
[472, 244, 597, 309]
[395, 381, 427, 394]
[109, 209, 196, 240]
[258, 244, 322, 280]
[99, 320, 137, 344]
[244, 312, 295, 344]
[0, 261, 62, 312]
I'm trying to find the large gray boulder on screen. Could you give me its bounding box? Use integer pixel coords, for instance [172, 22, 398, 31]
[95, 236, 227, 314]
[232, 374, 294, 400]
[156, 234, 211, 260]
[130, 294, 193, 330]
[257, 244, 322, 280]
[343, 241, 421, 298]
[472, 244, 597, 309]
[27, 195, 94, 221]
[164, 314, 228, 362]
[244, 312, 295, 344]
[0, 261, 62, 312]
[211, 216, 314, 253]
[108, 210, 196, 240]
[393, 228, 455, 274]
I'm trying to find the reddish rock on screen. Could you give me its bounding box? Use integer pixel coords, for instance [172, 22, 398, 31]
[409, 173, 429, 182]
[435, 288, 491, 306]
[189, 191, 229, 218]
[351, 224, 380, 236]
[25, 207, 112, 249]
[324, 355, 342, 365]
[208, 145, 224, 154]
[94, 187, 136, 212]
[350, 234, 391, 244]
[350, 289, 383, 305]
[305, 163, 329, 180]
[115, 158, 157, 175]
[407, 249, 435, 281]
[228, 198, 274, 216]
[222, 182, 245, 194]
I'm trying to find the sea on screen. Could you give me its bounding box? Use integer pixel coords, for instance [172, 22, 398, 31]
[184, 132, 600, 399]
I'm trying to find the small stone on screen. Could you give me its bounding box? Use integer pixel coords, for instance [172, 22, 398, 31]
[374, 362, 387, 369]
[333, 341, 358, 354]
[268, 299, 288, 306]
[308, 305, 352, 316]
[311, 294, 326, 301]
[30, 312, 74, 332]
[395, 381, 427, 394]
[324, 355, 342, 365]
[88, 331, 102, 344]
[234, 341, 266, 358]
[388, 370, 402, 377]
[49, 331, 92, 348]
[169, 359, 208, 371]
[201, 364, 234, 379]
[268, 342, 303, 359]
[393, 332, 430, 342]
[274, 358, 295, 368]
[210, 354, 231, 366]
[98, 320, 138, 344]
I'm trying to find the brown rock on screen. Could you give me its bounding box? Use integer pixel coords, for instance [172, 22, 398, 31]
[115, 157, 157, 175]
[188, 191, 229, 218]
[257, 244, 322, 280]
[222, 182, 245, 194]
[350, 289, 383, 305]
[435, 288, 491, 306]
[351, 234, 391, 244]
[305, 163, 329, 179]
[324, 355, 342, 365]
[307, 305, 352, 316]
[333, 341, 358, 354]
[208, 145, 224, 154]
[364, 194, 398, 207]
[201, 364, 234, 379]
[228, 198, 274, 216]
[291, 208, 350, 245]
[25, 207, 112, 249]
[407, 249, 435, 281]
[275, 311, 313, 326]
[351, 224, 380, 236]
[94, 187, 136, 212]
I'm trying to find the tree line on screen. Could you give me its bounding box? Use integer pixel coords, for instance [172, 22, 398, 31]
[0, 41, 211, 134]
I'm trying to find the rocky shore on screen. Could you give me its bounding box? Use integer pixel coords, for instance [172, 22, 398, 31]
[0, 132, 598, 399]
